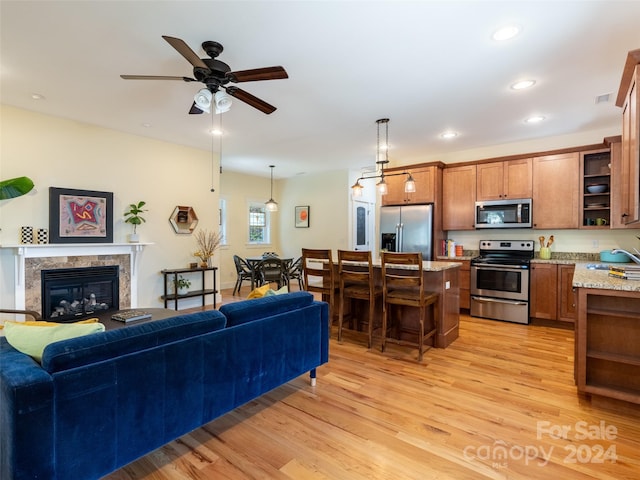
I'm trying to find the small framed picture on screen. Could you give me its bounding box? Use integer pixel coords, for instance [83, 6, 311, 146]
[295, 205, 310, 228]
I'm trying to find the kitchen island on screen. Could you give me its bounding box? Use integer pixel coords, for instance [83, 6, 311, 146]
[572, 263, 640, 405]
[335, 260, 461, 349]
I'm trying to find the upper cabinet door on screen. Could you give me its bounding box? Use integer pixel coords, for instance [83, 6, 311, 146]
[381, 166, 436, 205]
[443, 165, 476, 231]
[477, 159, 532, 201]
[532, 153, 580, 229]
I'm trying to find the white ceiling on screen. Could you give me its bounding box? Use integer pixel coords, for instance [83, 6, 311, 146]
[2, 1, 639, 179]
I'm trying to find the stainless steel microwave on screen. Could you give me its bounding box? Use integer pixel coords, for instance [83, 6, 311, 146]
[474, 198, 532, 229]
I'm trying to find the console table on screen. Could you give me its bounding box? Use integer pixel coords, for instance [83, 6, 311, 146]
[161, 267, 218, 310]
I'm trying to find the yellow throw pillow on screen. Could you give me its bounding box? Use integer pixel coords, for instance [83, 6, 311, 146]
[3, 320, 105, 362]
[264, 286, 289, 296]
[246, 284, 271, 299]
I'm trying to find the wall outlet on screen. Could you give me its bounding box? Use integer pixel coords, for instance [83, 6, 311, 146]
[592, 239, 599, 249]
[445, 281, 450, 290]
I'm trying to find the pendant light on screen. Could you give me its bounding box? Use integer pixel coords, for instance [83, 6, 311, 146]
[351, 118, 416, 197]
[265, 165, 278, 212]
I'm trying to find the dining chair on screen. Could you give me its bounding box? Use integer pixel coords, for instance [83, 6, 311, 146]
[285, 256, 304, 290]
[232, 255, 254, 295]
[301, 248, 339, 333]
[381, 251, 438, 362]
[255, 257, 286, 289]
[337, 250, 383, 348]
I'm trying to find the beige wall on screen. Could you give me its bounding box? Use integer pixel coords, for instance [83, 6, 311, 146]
[218, 169, 350, 290]
[1, 106, 220, 309]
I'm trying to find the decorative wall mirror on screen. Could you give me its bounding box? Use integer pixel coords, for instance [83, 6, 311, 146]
[169, 206, 198, 234]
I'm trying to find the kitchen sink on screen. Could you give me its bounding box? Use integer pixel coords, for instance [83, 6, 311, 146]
[585, 263, 610, 270]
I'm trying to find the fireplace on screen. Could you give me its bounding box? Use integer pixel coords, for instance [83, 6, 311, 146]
[42, 266, 119, 321]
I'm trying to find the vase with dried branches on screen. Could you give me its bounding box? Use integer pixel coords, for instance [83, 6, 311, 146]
[194, 229, 223, 268]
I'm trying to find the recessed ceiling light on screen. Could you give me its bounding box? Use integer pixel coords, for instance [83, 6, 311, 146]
[31, 93, 45, 100]
[492, 25, 521, 41]
[209, 128, 223, 136]
[524, 115, 545, 124]
[440, 131, 458, 139]
[141, 122, 152, 128]
[511, 79, 536, 90]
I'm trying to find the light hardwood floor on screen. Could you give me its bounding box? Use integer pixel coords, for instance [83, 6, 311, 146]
[105, 288, 640, 479]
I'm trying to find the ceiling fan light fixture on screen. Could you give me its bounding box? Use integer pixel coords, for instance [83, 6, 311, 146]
[214, 90, 232, 114]
[194, 88, 212, 113]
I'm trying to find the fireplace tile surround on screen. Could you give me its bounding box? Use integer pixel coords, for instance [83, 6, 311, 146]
[1, 243, 149, 313]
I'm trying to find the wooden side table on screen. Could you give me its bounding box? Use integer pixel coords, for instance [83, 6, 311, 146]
[161, 267, 218, 310]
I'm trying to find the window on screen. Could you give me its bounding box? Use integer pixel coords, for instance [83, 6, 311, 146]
[248, 202, 271, 244]
[219, 198, 227, 245]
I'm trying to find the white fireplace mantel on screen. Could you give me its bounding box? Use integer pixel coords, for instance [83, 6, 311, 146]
[1, 243, 151, 310]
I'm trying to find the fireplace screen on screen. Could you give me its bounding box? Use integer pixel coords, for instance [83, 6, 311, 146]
[42, 266, 119, 321]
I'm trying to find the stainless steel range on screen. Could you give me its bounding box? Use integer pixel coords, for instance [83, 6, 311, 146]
[470, 240, 534, 324]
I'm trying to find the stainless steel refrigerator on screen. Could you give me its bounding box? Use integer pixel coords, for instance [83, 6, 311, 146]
[380, 204, 434, 260]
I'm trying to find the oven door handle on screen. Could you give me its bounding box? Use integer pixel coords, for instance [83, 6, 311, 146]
[471, 296, 528, 306]
[471, 264, 528, 272]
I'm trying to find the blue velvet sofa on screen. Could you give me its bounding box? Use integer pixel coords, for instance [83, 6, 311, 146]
[0, 291, 329, 480]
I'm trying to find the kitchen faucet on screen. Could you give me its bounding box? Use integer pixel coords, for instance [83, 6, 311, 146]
[610, 248, 640, 265]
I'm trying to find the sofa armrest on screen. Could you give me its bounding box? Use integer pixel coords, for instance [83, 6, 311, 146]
[0, 338, 55, 480]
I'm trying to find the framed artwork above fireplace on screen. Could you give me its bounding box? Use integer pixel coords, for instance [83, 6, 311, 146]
[49, 187, 114, 243]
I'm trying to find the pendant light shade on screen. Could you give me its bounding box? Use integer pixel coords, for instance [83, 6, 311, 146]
[265, 165, 278, 212]
[350, 118, 418, 197]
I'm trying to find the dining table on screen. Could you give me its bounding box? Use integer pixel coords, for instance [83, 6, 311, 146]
[245, 256, 293, 289]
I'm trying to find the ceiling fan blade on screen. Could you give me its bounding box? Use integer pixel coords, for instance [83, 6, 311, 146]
[189, 102, 204, 115]
[227, 66, 289, 83]
[162, 35, 209, 69]
[225, 86, 276, 114]
[120, 75, 196, 82]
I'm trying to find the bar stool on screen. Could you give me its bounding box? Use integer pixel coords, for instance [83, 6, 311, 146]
[302, 248, 338, 333]
[381, 252, 438, 362]
[337, 250, 383, 348]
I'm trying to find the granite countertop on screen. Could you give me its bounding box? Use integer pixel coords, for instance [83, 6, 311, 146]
[372, 259, 462, 272]
[571, 262, 640, 292]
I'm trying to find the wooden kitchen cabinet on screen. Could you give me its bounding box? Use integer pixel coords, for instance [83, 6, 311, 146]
[458, 259, 470, 310]
[443, 164, 476, 230]
[580, 148, 612, 229]
[382, 165, 438, 205]
[530, 263, 577, 323]
[576, 288, 640, 404]
[530, 263, 558, 321]
[557, 264, 577, 322]
[476, 158, 532, 201]
[615, 50, 640, 225]
[532, 152, 580, 229]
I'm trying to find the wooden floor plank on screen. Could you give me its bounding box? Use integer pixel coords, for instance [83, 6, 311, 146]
[103, 288, 640, 479]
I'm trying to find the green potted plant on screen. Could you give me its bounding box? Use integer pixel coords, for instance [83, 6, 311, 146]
[0, 176, 34, 200]
[123, 201, 147, 243]
[174, 275, 191, 295]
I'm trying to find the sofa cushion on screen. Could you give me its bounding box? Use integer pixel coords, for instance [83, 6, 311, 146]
[3, 320, 105, 363]
[219, 291, 314, 327]
[41, 310, 226, 373]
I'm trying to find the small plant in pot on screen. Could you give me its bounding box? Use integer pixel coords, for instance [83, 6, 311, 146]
[124, 201, 147, 243]
[174, 276, 191, 295]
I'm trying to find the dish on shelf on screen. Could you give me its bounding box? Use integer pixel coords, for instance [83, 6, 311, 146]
[586, 184, 608, 193]
[586, 203, 608, 208]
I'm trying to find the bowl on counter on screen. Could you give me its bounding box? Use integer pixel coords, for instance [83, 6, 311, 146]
[599, 250, 631, 263]
[587, 184, 608, 194]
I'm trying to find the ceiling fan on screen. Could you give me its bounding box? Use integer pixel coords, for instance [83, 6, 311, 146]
[121, 35, 288, 114]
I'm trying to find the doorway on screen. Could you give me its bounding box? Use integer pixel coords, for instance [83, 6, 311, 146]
[351, 200, 374, 252]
